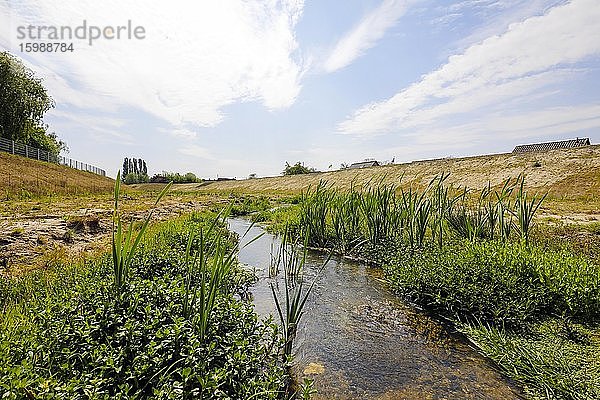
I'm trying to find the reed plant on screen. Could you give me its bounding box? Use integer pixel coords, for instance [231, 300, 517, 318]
[298, 181, 332, 248]
[360, 181, 400, 245]
[514, 177, 547, 246]
[111, 171, 171, 296]
[330, 184, 363, 253]
[270, 227, 330, 356]
[430, 172, 453, 248]
[496, 178, 517, 242]
[292, 173, 547, 255]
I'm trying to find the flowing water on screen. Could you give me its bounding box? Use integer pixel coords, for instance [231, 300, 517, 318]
[229, 218, 524, 400]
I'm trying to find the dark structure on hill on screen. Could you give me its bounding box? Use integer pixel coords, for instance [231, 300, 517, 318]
[512, 138, 590, 154]
[349, 160, 380, 169]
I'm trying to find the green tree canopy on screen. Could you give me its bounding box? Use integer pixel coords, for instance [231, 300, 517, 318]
[282, 161, 318, 175]
[0, 51, 66, 156]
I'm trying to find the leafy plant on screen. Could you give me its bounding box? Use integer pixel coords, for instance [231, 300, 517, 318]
[0, 207, 288, 399]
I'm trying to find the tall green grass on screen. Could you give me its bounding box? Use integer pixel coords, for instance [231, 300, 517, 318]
[111, 170, 171, 295]
[270, 227, 330, 356]
[293, 173, 546, 253]
[277, 173, 600, 399]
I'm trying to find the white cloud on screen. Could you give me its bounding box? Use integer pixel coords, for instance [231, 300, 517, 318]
[169, 129, 197, 139]
[339, 0, 600, 136]
[46, 109, 133, 142]
[380, 104, 600, 155]
[323, 0, 411, 72]
[1, 0, 305, 131]
[447, 0, 566, 50]
[178, 145, 215, 160]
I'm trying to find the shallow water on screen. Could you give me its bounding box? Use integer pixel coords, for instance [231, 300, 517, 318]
[229, 218, 524, 400]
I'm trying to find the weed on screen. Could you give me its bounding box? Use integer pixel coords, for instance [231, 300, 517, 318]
[514, 176, 547, 246]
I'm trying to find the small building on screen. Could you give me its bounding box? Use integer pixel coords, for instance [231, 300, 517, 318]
[349, 160, 380, 169]
[512, 138, 590, 153]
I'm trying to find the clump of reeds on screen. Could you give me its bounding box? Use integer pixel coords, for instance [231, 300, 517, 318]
[111, 171, 171, 296]
[295, 173, 547, 255]
[270, 227, 330, 356]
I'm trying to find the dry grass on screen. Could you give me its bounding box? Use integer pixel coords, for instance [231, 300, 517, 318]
[157, 145, 600, 218]
[0, 152, 115, 197]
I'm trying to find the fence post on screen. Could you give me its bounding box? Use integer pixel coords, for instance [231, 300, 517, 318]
[37, 148, 40, 160]
[11, 140, 14, 154]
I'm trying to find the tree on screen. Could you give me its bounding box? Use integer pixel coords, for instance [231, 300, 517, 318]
[0, 52, 65, 156]
[121, 157, 149, 184]
[123, 157, 130, 176]
[151, 171, 201, 184]
[282, 161, 318, 175]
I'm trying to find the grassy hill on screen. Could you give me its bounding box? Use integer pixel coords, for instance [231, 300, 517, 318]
[178, 145, 599, 194]
[169, 145, 600, 218]
[0, 152, 114, 197]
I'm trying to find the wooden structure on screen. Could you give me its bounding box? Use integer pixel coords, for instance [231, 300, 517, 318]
[512, 138, 590, 154]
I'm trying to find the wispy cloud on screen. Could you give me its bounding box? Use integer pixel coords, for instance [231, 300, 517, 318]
[338, 0, 600, 136]
[178, 145, 215, 160]
[1, 0, 306, 132]
[168, 129, 198, 139]
[46, 109, 133, 142]
[323, 0, 411, 72]
[447, 0, 566, 51]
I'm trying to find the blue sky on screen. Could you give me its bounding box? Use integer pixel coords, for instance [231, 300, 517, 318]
[1, 0, 599, 179]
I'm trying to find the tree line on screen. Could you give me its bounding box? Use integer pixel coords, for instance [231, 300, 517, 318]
[121, 157, 201, 184]
[122, 157, 149, 184]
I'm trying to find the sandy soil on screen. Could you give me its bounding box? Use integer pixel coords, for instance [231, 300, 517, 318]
[0, 196, 210, 274]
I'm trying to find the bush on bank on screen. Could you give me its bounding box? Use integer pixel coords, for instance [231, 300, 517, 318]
[385, 240, 600, 328]
[0, 213, 287, 399]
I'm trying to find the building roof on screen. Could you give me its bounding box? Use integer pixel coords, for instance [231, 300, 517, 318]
[349, 160, 380, 169]
[512, 138, 590, 153]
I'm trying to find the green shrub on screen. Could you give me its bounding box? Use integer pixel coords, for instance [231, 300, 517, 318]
[385, 241, 600, 327]
[385, 241, 554, 326]
[230, 195, 271, 217]
[0, 212, 287, 399]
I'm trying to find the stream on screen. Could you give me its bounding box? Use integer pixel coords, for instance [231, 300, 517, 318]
[228, 218, 524, 400]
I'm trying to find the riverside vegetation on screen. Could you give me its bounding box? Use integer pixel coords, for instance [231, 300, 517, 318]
[0, 176, 317, 399]
[253, 175, 600, 400]
[2, 172, 598, 399]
